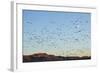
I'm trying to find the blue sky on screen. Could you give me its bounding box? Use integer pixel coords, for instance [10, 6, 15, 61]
[22, 10, 91, 57]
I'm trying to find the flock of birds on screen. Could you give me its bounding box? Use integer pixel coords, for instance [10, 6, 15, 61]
[23, 16, 90, 55]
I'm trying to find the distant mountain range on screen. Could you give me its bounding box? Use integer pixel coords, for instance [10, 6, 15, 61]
[23, 53, 91, 62]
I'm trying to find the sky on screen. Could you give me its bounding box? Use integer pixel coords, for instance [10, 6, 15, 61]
[22, 10, 91, 57]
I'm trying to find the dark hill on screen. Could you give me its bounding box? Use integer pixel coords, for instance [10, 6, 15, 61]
[23, 53, 91, 62]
